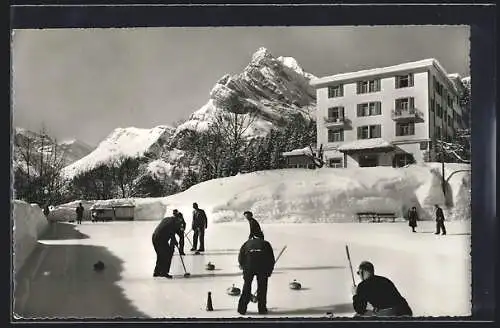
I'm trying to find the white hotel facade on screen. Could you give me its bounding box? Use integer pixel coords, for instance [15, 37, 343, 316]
[309, 58, 469, 168]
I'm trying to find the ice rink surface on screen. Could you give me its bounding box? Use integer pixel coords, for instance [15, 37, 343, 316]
[14, 220, 471, 319]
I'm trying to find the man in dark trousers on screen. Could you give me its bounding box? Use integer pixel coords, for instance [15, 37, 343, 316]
[76, 203, 84, 224]
[152, 215, 182, 278]
[237, 234, 275, 315]
[173, 209, 186, 255]
[434, 204, 447, 235]
[191, 202, 208, 252]
[408, 207, 418, 232]
[243, 211, 264, 239]
[352, 261, 412, 317]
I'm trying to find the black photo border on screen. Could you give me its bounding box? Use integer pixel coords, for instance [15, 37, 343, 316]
[5, 1, 497, 327]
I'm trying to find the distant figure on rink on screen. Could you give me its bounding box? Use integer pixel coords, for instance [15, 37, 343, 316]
[43, 204, 50, 217]
[152, 215, 182, 278]
[352, 261, 412, 317]
[237, 234, 275, 315]
[191, 203, 208, 252]
[408, 207, 418, 233]
[434, 204, 447, 235]
[173, 209, 186, 255]
[76, 203, 84, 224]
[243, 211, 264, 239]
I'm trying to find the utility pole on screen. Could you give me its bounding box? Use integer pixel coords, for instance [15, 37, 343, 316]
[440, 126, 446, 196]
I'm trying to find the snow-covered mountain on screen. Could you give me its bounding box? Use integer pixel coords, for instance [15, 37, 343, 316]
[61, 125, 177, 179]
[13, 127, 94, 174]
[175, 47, 317, 138]
[61, 47, 318, 182]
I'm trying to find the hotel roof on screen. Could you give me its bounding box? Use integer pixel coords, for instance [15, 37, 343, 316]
[310, 58, 459, 94]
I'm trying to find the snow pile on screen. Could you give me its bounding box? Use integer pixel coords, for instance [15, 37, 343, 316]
[282, 146, 314, 156]
[338, 138, 392, 151]
[52, 163, 470, 224]
[13, 200, 49, 271]
[62, 125, 174, 179]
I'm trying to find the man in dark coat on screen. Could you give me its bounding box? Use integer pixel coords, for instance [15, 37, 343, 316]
[408, 207, 418, 232]
[243, 211, 264, 239]
[173, 209, 186, 255]
[76, 203, 84, 224]
[434, 204, 447, 235]
[352, 261, 412, 317]
[152, 215, 182, 278]
[237, 234, 275, 315]
[191, 202, 208, 252]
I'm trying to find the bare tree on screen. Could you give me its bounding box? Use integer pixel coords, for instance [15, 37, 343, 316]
[112, 156, 141, 198]
[305, 144, 325, 168]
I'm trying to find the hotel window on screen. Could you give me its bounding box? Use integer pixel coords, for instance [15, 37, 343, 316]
[328, 129, 344, 142]
[328, 85, 344, 98]
[328, 158, 343, 168]
[395, 73, 414, 88]
[357, 124, 381, 139]
[430, 98, 435, 112]
[395, 97, 415, 111]
[327, 106, 344, 120]
[396, 122, 415, 136]
[357, 79, 380, 94]
[357, 102, 381, 117]
[436, 104, 443, 118]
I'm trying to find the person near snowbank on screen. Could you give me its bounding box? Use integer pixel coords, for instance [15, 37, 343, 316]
[237, 233, 275, 315]
[76, 203, 84, 224]
[173, 209, 186, 255]
[352, 261, 412, 317]
[408, 207, 418, 232]
[152, 215, 182, 279]
[434, 204, 447, 235]
[191, 202, 208, 252]
[243, 211, 264, 239]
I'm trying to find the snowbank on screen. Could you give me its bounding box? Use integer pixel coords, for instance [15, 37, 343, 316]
[52, 163, 471, 224]
[13, 200, 49, 272]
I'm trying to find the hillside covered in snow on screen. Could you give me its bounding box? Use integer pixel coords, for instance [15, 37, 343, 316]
[49, 163, 471, 223]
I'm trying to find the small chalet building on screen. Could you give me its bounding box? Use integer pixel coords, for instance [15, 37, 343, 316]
[282, 146, 317, 169]
[309, 58, 469, 168]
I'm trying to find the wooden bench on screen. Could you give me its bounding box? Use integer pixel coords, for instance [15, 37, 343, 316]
[357, 212, 397, 223]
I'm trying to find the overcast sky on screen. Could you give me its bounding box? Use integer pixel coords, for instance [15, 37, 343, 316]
[12, 26, 470, 146]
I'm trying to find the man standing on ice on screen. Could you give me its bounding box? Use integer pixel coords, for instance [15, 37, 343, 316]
[408, 207, 418, 232]
[76, 203, 84, 224]
[173, 209, 186, 255]
[243, 211, 264, 239]
[191, 202, 208, 252]
[434, 204, 447, 235]
[237, 233, 275, 315]
[152, 215, 182, 278]
[352, 261, 412, 317]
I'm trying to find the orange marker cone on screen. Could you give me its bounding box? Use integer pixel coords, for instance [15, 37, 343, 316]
[206, 291, 214, 311]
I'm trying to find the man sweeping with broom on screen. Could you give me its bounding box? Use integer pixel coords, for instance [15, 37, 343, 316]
[152, 213, 183, 279]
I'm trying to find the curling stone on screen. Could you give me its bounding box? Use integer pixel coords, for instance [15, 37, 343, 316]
[226, 284, 241, 296]
[289, 279, 302, 290]
[93, 260, 105, 271]
[206, 262, 215, 271]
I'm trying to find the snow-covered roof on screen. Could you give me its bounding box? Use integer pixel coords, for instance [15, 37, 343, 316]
[337, 138, 394, 152]
[282, 146, 314, 157]
[310, 58, 459, 94]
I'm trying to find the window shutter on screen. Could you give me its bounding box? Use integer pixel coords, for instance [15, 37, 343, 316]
[340, 107, 344, 118]
[410, 123, 415, 135]
[340, 84, 344, 97]
[357, 127, 362, 139]
[356, 82, 360, 94]
[376, 125, 381, 138]
[410, 97, 415, 109]
[357, 104, 362, 117]
[376, 102, 381, 115]
[395, 76, 399, 89]
[409, 73, 414, 87]
[376, 79, 381, 91]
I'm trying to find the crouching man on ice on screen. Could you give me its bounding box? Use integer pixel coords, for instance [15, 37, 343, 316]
[352, 261, 412, 317]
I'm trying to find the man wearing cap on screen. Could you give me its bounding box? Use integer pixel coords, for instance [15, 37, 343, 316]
[243, 211, 264, 240]
[237, 233, 275, 315]
[152, 215, 182, 279]
[352, 261, 412, 317]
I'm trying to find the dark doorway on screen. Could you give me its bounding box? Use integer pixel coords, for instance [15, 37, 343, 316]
[393, 153, 416, 167]
[359, 154, 379, 167]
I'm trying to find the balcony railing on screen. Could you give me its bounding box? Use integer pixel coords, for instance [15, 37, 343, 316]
[324, 116, 347, 127]
[391, 108, 424, 121]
